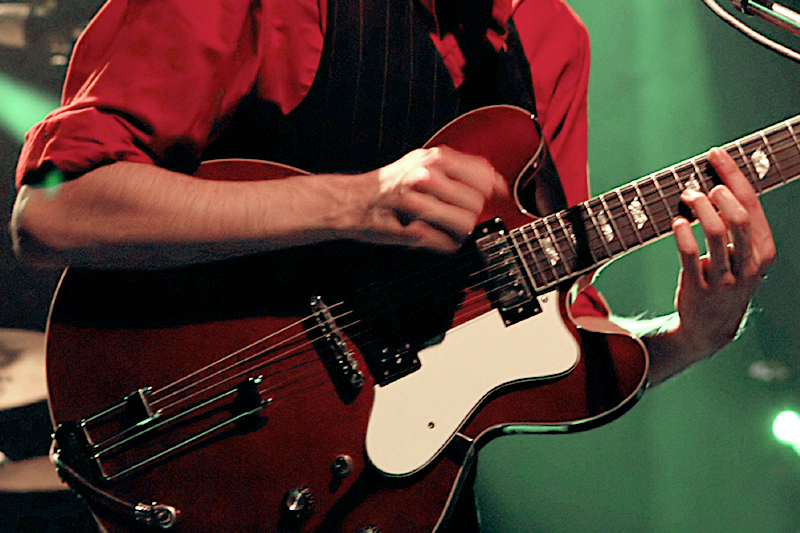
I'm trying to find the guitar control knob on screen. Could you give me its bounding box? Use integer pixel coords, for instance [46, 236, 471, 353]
[354, 526, 381, 533]
[282, 486, 315, 520]
[331, 455, 353, 478]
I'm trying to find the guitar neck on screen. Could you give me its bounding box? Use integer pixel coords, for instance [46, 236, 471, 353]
[512, 115, 800, 292]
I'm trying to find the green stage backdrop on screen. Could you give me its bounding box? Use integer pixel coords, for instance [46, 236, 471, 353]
[475, 2, 800, 532]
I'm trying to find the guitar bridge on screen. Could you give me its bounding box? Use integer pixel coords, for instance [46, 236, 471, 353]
[474, 217, 541, 326]
[307, 296, 364, 402]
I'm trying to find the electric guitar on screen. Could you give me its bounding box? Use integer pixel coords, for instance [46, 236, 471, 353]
[45, 105, 798, 532]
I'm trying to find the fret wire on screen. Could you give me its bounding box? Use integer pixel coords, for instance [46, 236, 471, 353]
[537, 214, 575, 254]
[613, 188, 644, 246]
[543, 215, 574, 276]
[786, 119, 800, 167]
[572, 204, 608, 262]
[629, 182, 663, 239]
[530, 219, 561, 282]
[766, 127, 799, 185]
[619, 183, 658, 240]
[584, 201, 614, 259]
[735, 138, 765, 192]
[604, 190, 642, 250]
[581, 202, 612, 257]
[783, 120, 800, 192]
[554, 211, 580, 264]
[512, 115, 800, 284]
[553, 213, 577, 254]
[634, 179, 673, 235]
[688, 158, 714, 194]
[510, 229, 546, 289]
[777, 128, 800, 182]
[771, 128, 800, 171]
[653, 172, 677, 218]
[760, 130, 785, 186]
[522, 224, 556, 287]
[563, 206, 600, 270]
[598, 194, 628, 252]
[731, 146, 766, 191]
[671, 161, 702, 194]
[653, 171, 680, 220]
[744, 132, 788, 190]
[668, 165, 684, 192]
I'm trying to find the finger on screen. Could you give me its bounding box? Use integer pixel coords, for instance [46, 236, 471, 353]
[673, 216, 704, 288]
[403, 219, 462, 253]
[430, 146, 510, 200]
[680, 188, 731, 284]
[708, 148, 777, 274]
[408, 168, 487, 214]
[363, 208, 460, 253]
[396, 189, 477, 240]
[708, 184, 755, 279]
[708, 148, 772, 242]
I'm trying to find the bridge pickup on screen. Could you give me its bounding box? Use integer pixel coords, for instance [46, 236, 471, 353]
[474, 217, 541, 326]
[307, 296, 364, 403]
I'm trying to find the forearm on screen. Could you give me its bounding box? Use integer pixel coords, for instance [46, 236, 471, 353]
[11, 161, 373, 269]
[11, 148, 507, 270]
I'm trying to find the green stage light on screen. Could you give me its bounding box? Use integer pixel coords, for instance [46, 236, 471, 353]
[773, 411, 800, 443]
[0, 71, 59, 141]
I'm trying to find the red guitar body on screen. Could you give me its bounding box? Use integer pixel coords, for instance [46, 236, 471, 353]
[45, 106, 648, 533]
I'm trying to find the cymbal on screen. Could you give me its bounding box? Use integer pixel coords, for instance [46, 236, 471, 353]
[0, 328, 47, 411]
[0, 453, 67, 492]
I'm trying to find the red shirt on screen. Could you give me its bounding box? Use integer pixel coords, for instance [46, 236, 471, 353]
[16, 0, 589, 202]
[15, 0, 605, 316]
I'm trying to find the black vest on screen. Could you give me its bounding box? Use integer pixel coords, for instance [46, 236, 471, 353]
[203, 0, 537, 175]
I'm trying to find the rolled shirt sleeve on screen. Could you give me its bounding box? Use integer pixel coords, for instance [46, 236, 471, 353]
[16, 0, 262, 185]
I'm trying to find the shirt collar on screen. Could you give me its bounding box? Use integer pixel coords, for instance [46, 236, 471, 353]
[417, 0, 520, 41]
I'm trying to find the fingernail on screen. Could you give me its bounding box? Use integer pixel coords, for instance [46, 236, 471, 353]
[681, 188, 701, 202]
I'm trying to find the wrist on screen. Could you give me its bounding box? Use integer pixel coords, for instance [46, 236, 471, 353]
[641, 318, 717, 386]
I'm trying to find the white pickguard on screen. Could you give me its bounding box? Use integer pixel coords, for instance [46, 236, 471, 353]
[365, 290, 579, 476]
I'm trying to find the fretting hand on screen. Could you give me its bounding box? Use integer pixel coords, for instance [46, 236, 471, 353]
[669, 147, 776, 360]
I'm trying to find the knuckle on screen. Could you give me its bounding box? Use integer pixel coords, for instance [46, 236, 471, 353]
[704, 223, 727, 240]
[425, 146, 446, 164]
[727, 206, 750, 227]
[411, 166, 433, 183]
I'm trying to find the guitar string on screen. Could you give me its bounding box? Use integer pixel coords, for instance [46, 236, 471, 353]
[148, 261, 506, 412]
[516, 130, 800, 281]
[88, 247, 528, 454]
[97, 129, 800, 432]
[94, 285, 506, 469]
[87, 125, 800, 461]
[151, 125, 800, 416]
[155, 123, 800, 408]
[89, 260, 505, 446]
[149, 304, 355, 405]
[98, 281, 529, 476]
[89, 206, 620, 460]
[93, 165, 800, 472]
[144, 252, 507, 407]
[89, 286, 500, 457]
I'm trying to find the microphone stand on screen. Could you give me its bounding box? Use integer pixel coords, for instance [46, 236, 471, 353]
[734, 0, 800, 37]
[702, 0, 800, 62]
